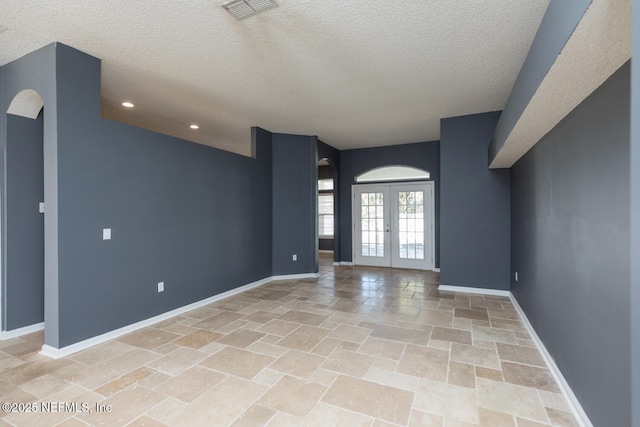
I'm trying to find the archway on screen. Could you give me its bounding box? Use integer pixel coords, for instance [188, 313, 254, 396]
[317, 158, 337, 264]
[1, 89, 45, 339]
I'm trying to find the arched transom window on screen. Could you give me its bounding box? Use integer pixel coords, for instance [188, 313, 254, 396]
[356, 166, 430, 183]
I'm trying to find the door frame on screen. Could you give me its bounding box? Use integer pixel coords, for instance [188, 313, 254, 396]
[352, 181, 435, 270]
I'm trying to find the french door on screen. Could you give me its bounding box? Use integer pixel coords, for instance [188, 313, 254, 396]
[353, 182, 434, 270]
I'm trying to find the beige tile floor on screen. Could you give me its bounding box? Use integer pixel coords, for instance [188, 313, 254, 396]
[0, 253, 579, 426]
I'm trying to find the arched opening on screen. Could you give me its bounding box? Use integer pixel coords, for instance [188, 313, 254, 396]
[1, 89, 45, 340]
[356, 166, 430, 183]
[318, 158, 337, 263]
[7, 89, 45, 119]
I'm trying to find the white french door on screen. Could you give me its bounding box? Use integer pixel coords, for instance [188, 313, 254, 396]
[353, 185, 390, 267]
[353, 182, 434, 270]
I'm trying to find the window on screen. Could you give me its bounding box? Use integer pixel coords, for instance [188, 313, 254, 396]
[356, 166, 430, 183]
[318, 179, 334, 237]
[318, 179, 334, 190]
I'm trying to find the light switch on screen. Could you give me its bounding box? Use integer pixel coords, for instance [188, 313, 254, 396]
[158, 282, 164, 292]
[103, 228, 111, 240]
[38, 202, 45, 213]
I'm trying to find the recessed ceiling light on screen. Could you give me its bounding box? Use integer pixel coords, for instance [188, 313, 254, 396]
[190, 124, 199, 130]
[122, 102, 134, 108]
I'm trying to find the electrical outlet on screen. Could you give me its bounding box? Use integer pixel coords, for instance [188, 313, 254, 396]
[515, 272, 518, 282]
[158, 282, 164, 292]
[292, 254, 297, 261]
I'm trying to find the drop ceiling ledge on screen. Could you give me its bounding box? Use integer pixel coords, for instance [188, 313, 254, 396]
[489, 0, 631, 169]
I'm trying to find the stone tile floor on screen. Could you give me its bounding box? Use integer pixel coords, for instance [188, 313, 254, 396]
[0, 253, 579, 426]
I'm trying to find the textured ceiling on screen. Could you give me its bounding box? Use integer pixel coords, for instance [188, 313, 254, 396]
[0, 0, 550, 156]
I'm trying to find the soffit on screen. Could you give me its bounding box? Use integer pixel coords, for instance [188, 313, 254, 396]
[490, 0, 631, 168]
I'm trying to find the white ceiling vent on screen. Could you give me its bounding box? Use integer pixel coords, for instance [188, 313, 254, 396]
[223, 0, 278, 20]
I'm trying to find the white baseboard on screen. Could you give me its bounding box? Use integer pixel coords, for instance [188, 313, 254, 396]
[38, 276, 276, 359]
[509, 294, 593, 427]
[1, 322, 44, 340]
[318, 250, 333, 254]
[271, 273, 319, 281]
[437, 284, 510, 297]
[38, 272, 322, 358]
[433, 267, 441, 272]
[339, 261, 354, 266]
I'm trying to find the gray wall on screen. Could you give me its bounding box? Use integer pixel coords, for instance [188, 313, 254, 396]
[440, 112, 510, 290]
[632, 3, 640, 425]
[1, 44, 278, 347]
[56, 44, 275, 347]
[272, 133, 317, 276]
[511, 63, 630, 426]
[489, 0, 592, 162]
[0, 43, 59, 344]
[5, 112, 44, 329]
[338, 141, 440, 266]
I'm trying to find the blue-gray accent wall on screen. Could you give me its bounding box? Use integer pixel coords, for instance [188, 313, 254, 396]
[0, 43, 59, 345]
[55, 44, 275, 347]
[440, 112, 510, 290]
[338, 142, 440, 266]
[5, 112, 44, 330]
[632, 2, 640, 425]
[489, 0, 592, 163]
[272, 133, 317, 276]
[511, 62, 630, 427]
[0, 44, 285, 347]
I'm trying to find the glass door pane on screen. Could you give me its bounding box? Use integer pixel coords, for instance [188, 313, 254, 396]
[360, 191, 385, 258]
[397, 191, 425, 260]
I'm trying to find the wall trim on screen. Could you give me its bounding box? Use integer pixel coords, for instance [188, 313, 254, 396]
[339, 261, 354, 266]
[437, 284, 510, 297]
[271, 273, 319, 281]
[1, 322, 44, 340]
[433, 268, 441, 272]
[39, 272, 313, 359]
[318, 250, 333, 254]
[509, 294, 593, 427]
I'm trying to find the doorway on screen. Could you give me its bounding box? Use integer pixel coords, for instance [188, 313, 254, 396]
[317, 159, 335, 253]
[1, 89, 45, 338]
[352, 181, 434, 270]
